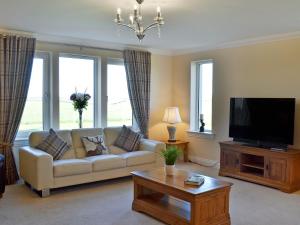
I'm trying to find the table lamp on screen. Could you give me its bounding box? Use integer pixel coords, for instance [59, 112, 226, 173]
[162, 107, 182, 142]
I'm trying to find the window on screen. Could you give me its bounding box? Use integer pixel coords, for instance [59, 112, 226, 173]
[59, 56, 95, 129]
[17, 53, 50, 139]
[17, 51, 133, 139]
[190, 60, 213, 132]
[107, 61, 132, 126]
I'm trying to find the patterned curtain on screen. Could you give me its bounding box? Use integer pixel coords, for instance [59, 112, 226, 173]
[0, 35, 36, 185]
[123, 50, 151, 138]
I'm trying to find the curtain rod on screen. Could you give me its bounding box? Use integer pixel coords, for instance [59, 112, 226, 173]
[0, 28, 34, 38]
[0, 28, 151, 53]
[55, 42, 123, 53]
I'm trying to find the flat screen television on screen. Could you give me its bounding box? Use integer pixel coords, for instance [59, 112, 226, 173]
[229, 98, 295, 149]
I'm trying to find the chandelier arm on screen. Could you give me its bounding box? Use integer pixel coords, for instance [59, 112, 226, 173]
[135, 20, 142, 33]
[143, 22, 159, 33]
[118, 23, 136, 32]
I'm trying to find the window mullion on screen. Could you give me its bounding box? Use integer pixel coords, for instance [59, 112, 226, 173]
[42, 52, 50, 130]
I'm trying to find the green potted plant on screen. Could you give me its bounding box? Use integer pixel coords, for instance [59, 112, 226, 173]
[161, 146, 182, 175]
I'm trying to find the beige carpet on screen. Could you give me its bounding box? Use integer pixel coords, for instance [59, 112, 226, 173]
[1, 163, 300, 225]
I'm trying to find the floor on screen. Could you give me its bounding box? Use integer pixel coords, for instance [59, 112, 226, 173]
[1, 163, 300, 225]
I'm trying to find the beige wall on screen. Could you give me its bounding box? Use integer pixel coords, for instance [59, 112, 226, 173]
[149, 55, 173, 140]
[173, 38, 300, 162]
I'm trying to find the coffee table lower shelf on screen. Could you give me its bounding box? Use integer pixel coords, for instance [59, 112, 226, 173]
[133, 194, 190, 225]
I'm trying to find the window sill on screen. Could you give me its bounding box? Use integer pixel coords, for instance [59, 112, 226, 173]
[15, 138, 29, 142]
[186, 130, 215, 139]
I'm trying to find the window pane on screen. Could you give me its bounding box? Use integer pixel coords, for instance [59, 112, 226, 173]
[59, 57, 94, 129]
[107, 64, 132, 126]
[199, 62, 213, 131]
[17, 58, 44, 139]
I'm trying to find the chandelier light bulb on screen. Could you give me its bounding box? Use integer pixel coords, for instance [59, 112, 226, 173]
[117, 8, 121, 15]
[129, 15, 134, 24]
[157, 6, 161, 17]
[134, 5, 138, 17]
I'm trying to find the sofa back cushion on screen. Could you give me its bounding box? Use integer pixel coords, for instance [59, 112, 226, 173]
[108, 145, 128, 155]
[29, 130, 75, 159]
[103, 127, 123, 146]
[71, 128, 103, 158]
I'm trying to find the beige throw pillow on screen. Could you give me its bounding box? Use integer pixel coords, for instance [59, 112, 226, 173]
[81, 135, 108, 157]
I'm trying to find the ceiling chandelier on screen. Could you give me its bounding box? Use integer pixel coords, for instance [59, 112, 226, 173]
[114, 0, 164, 41]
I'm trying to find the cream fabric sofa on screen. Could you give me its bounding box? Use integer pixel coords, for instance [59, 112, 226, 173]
[19, 127, 165, 197]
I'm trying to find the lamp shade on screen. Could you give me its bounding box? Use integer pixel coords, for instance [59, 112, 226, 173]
[162, 107, 182, 124]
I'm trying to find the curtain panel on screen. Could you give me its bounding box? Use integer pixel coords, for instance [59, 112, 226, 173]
[123, 50, 151, 138]
[0, 35, 36, 184]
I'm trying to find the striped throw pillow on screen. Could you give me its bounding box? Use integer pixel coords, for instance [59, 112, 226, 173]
[114, 125, 142, 152]
[37, 129, 70, 160]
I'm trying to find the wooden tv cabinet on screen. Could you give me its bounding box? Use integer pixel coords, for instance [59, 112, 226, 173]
[219, 141, 300, 193]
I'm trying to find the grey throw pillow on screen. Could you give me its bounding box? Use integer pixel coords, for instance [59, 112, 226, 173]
[81, 135, 108, 157]
[114, 125, 142, 152]
[36, 129, 70, 160]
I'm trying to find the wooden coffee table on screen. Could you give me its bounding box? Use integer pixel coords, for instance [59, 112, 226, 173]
[131, 168, 232, 225]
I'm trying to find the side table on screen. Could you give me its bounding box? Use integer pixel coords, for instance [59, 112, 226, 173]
[162, 140, 189, 162]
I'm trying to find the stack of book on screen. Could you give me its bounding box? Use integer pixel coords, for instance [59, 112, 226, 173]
[184, 174, 205, 186]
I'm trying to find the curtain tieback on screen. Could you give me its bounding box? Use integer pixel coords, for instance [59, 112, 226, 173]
[0, 141, 13, 148]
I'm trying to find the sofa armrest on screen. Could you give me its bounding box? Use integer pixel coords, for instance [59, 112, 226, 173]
[19, 146, 53, 190]
[139, 139, 166, 166]
[139, 139, 166, 153]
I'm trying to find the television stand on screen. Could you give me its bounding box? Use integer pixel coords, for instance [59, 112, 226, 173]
[219, 141, 300, 193]
[235, 140, 288, 151]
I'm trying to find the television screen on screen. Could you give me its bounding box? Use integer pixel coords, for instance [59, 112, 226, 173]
[229, 98, 295, 146]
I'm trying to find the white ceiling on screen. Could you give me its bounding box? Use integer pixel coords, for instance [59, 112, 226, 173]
[1, 0, 300, 54]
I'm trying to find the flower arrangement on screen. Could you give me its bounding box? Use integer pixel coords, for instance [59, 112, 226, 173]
[70, 91, 91, 128]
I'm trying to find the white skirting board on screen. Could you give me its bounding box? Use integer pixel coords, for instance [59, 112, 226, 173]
[189, 155, 219, 168]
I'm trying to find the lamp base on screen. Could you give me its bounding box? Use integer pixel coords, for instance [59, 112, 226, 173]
[167, 125, 177, 142]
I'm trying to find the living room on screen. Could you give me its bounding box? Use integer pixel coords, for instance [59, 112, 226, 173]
[1, 1, 300, 225]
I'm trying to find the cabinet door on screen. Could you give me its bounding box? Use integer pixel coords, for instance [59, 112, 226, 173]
[266, 158, 287, 182]
[221, 149, 240, 172]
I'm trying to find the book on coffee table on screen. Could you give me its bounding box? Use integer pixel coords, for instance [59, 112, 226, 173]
[184, 174, 205, 186]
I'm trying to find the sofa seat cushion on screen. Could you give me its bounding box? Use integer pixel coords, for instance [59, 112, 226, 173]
[120, 151, 156, 166]
[85, 155, 126, 172]
[53, 159, 92, 177]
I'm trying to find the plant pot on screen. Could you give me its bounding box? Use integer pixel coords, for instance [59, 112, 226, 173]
[165, 164, 176, 176]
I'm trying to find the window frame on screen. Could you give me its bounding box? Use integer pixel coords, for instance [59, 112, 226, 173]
[190, 59, 214, 133]
[17, 50, 136, 141]
[106, 58, 134, 127]
[16, 51, 50, 140]
[58, 53, 99, 129]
